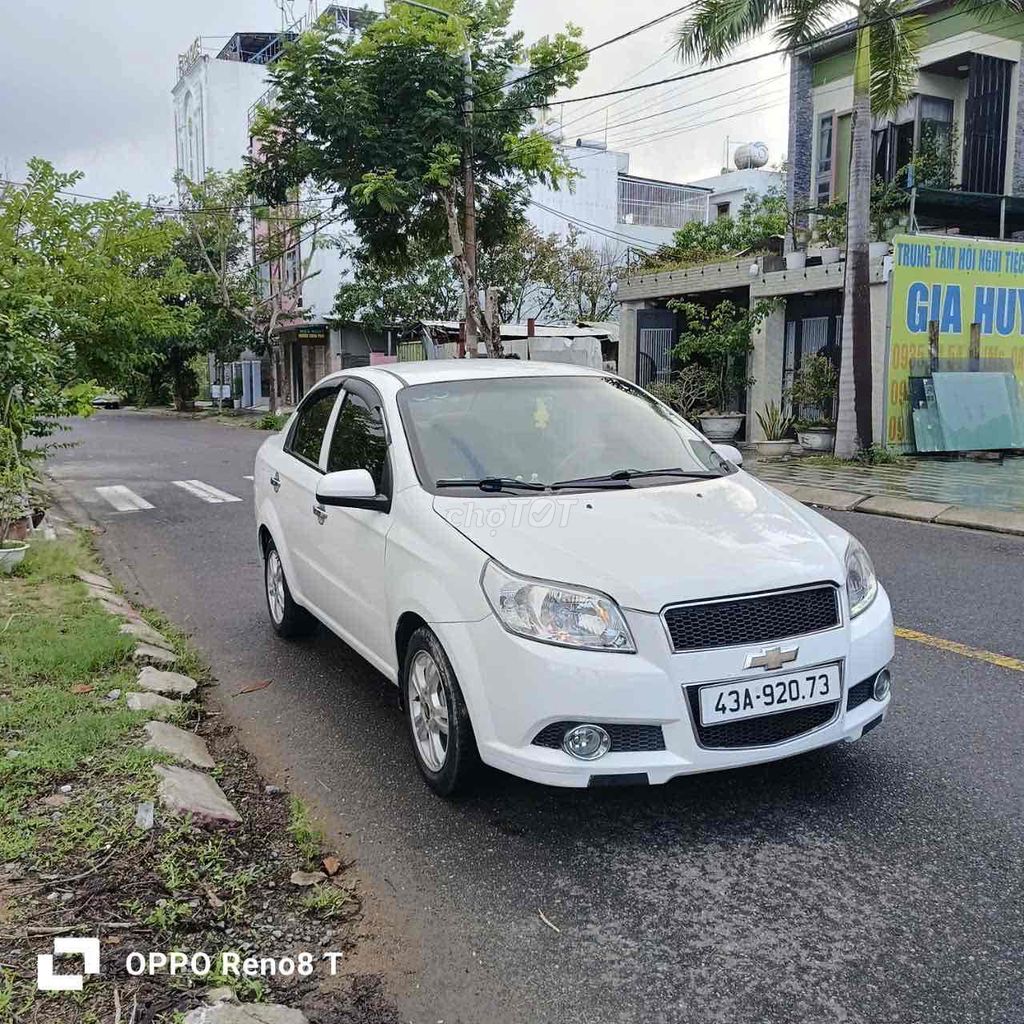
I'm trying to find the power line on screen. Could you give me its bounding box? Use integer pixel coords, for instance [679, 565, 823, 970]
[474, 2, 698, 101]
[477, 0, 1001, 115]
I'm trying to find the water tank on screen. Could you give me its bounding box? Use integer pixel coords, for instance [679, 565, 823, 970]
[734, 142, 769, 169]
[575, 138, 608, 151]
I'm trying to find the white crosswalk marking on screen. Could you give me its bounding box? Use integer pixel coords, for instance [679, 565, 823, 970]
[172, 480, 243, 504]
[95, 485, 154, 512]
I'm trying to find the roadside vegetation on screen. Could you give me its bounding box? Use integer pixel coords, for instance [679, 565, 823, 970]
[1, 537, 395, 1024]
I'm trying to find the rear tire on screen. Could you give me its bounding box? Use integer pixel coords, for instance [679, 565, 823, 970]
[403, 627, 479, 797]
[264, 539, 316, 639]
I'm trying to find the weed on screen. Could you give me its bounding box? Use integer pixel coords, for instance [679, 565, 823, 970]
[287, 796, 323, 866]
[252, 412, 286, 432]
[301, 882, 355, 920]
[146, 899, 194, 931]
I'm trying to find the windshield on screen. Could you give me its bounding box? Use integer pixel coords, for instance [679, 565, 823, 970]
[397, 375, 734, 493]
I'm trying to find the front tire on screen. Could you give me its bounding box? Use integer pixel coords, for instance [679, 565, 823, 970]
[403, 627, 479, 797]
[264, 539, 316, 639]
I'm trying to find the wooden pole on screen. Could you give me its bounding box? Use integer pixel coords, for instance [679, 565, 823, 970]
[928, 319, 940, 373]
[969, 321, 981, 371]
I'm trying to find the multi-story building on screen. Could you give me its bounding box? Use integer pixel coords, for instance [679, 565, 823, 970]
[616, 1, 1024, 451]
[171, 4, 720, 403]
[527, 135, 711, 258]
[789, 1, 1024, 233]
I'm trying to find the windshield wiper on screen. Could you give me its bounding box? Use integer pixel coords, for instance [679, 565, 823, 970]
[551, 468, 723, 490]
[436, 477, 547, 492]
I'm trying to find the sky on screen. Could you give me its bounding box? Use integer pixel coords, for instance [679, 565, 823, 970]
[0, 0, 789, 202]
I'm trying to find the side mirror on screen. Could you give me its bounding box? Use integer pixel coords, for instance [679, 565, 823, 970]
[316, 468, 377, 505]
[712, 443, 743, 468]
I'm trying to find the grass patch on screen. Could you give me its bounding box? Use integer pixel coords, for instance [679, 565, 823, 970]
[287, 796, 324, 867]
[252, 412, 287, 432]
[0, 540, 150, 863]
[301, 882, 355, 920]
[801, 445, 905, 469]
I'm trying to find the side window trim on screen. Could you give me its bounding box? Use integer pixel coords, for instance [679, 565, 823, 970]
[317, 389, 348, 473]
[284, 383, 341, 474]
[325, 376, 393, 510]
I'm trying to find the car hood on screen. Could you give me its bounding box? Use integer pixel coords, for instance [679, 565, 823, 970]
[432, 473, 848, 612]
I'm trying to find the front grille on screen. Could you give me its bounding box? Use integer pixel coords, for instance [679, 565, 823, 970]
[532, 722, 666, 753]
[685, 688, 838, 748]
[663, 585, 840, 652]
[846, 677, 874, 711]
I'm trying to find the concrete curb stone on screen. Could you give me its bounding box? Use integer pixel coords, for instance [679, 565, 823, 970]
[144, 721, 215, 768]
[856, 495, 954, 522]
[154, 765, 241, 827]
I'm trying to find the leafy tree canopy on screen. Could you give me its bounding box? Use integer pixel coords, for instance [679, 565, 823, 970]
[248, 0, 589, 340]
[0, 160, 194, 446]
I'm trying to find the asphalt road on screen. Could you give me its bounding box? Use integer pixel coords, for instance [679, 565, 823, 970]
[48, 410, 1024, 1024]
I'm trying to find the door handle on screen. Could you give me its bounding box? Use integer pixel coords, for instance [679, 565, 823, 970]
[270, 471, 280, 493]
[312, 504, 327, 524]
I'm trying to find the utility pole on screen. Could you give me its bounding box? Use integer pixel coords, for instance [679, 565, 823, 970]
[461, 44, 479, 357]
[390, 0, 480, 355]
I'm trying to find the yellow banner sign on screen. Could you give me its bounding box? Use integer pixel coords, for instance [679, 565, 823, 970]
[886, 233, 1024, 448]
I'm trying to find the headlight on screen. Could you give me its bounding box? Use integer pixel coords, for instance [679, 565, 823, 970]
[845, 537, 878, 617]
[480, 561, 635, 652]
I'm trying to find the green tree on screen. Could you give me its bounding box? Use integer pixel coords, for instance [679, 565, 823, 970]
[248, 0, 588, 356]
[334, 241, 463, 330]
[178, 170, 335, 413]
[0, 160, 191, 450]
[669, 298, 774, 414]
[676, 0, 1013, 457]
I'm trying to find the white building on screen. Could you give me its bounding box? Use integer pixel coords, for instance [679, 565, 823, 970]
[528, 137, 711, 259]
[687, 167, 784, 219]
[172, 4, 381, 406]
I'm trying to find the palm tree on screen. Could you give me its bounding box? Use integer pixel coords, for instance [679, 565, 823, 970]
[675, 0, 1009, 457]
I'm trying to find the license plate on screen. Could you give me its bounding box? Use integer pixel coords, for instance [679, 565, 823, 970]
[697, 664, 841, 726]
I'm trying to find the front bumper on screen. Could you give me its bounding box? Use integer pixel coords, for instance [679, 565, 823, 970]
[437, 585, 894, 788]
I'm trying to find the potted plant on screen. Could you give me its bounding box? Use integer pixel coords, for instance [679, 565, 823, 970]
[869, 176, 908, 259]
[812, 201, 845, 264]
[647, 364, 717, 425]
[787, 355, 839, 452]
[669, 298, 771, 441]
[754, 400, 795, 457]
[0, 427, 31, 574]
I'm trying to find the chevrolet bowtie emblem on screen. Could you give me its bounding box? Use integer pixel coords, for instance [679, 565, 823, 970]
[745, 646, 799, 671]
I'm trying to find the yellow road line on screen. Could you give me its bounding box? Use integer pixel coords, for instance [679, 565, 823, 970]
[895, 627, 1024, 673]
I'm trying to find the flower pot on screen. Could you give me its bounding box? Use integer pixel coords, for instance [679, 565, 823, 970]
[797, 428, 836, 452]
[869, 240, 890, 260]
[699, 413, 745, 441]
[0, 541, 28, 575]
[817, 246, 841, 265]
[784, 251, 806, 270]
[755, 439, 793, 459]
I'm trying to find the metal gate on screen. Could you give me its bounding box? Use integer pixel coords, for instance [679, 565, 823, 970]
[636, 308, 677, 388]
[963, 54, 1012, 195]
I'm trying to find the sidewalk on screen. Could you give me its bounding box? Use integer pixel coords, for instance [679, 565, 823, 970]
[744, 450, 1024, 536]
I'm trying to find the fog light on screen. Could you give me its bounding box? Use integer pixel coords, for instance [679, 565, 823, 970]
[873, 668, 892, 701]
[562, 724, 611, 760]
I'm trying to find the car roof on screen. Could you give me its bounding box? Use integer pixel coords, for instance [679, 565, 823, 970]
[337, 360, 609, 388]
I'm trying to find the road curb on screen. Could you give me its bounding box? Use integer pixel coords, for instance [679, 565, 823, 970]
[769, 482, 1024, 537]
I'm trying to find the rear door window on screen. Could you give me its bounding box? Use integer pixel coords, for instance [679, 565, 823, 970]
[285, 386, 340, 469]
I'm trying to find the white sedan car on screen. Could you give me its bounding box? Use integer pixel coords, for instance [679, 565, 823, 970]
[255, 361, 894, 796]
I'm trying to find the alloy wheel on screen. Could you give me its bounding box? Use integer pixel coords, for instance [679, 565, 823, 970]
[408, 649, 450, 772]
[266, 548, 285, 624]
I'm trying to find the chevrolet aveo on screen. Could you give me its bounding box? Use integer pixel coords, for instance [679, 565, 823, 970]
[254, 361, 894, 796]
